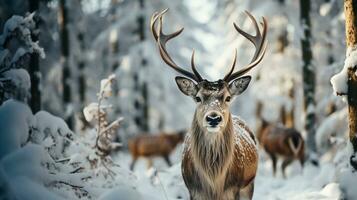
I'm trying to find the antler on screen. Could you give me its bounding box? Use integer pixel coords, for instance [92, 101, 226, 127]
[151, 9, 203, 82]
[224, 11, 268, 82]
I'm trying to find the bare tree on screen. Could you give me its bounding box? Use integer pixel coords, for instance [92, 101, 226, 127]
[59, 0, 73, 129]
[300, 0, 317, 158]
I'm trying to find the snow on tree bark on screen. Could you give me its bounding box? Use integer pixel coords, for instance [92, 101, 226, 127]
[344, 0, 357, 170]
[300, 0, 317, 155]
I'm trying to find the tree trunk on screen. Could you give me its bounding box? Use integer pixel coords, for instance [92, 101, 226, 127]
[59, 0, 73, 129]
[344, 0, 357, 170]
[300, 0, 317, 156]
[77, 31, 91, 130]
[134, 0, 149, 133]
[29, 0, 41, 113]
[78, 32, 85, 105]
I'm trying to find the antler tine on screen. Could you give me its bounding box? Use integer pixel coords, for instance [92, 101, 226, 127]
[151, 9, 202, 82]
[226, 42, 267, 81]
[226, 12, 268, 82]
[150, 11, 159, 40]
[191, 50, 203, 81]
[223, 49, 237, 81]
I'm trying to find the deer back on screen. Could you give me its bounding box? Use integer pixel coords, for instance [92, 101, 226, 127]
[128, 133, 184, 157]
[260, 124, 304, 158]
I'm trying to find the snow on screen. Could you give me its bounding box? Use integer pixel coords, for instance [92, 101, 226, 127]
[0, 16, 24, 45]
[331, 46, 357, 96]
[100, 74, 116, 98]
[254, 160, 340, 200]
[0, 13, 45, 57]
[330, 66, 348, 96]
[0, 144, 63, 200]
[320, 3, 332, 17]
[34, 111, 72, 136]
[315, 108, 348, 153]
[1, 144, 51, 184]
[83, 103, 100, 122]
[339, 168, 357, 199]
[9, 177, 63, 200]
[3, 68, 31, 91]
[11, 47, 27, 63]
[0, 100, 33, 159]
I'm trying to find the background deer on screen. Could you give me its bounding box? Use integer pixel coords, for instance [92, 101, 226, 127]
[256, 100, 305, 178]
[128, 130, 185, 170]
[151, 9, 267, 200]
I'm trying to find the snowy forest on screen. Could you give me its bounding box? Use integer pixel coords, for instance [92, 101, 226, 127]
[1, 0, 357, 199]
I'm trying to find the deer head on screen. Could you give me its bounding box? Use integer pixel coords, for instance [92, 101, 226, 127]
[151, 9, 267, 134]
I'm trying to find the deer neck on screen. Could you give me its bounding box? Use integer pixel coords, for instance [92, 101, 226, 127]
[190, 113, 235, 176]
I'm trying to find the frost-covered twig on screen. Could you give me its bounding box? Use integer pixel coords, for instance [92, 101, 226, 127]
[82, 74, 123, 176]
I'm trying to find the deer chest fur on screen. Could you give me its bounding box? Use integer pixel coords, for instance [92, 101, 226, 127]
[181, 116, 258, 200]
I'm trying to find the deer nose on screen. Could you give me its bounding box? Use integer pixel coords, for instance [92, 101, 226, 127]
[206, 113, 222, 126]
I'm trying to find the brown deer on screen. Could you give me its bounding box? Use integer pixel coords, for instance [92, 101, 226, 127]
[128, 130, 185, 170]
[151, 9, 267, 200]
[258, 121, 305, 178]
[256, 102, 305, 178]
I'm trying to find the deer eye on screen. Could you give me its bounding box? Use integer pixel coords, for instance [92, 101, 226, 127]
[195, 96, 202, 103]
[225, 96, 231, 102]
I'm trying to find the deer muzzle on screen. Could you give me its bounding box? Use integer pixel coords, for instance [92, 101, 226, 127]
[204, 111, 223, 132]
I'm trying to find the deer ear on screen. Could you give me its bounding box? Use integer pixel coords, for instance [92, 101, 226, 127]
[175, 76, 198, 97]
[229, 76, 251, 96]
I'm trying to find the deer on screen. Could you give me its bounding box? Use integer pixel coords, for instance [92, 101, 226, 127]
[151, 9, 267, 200]
[256, 102, 305, 178]
[128, 130, 185, 170]
[258, 122, 305, 178]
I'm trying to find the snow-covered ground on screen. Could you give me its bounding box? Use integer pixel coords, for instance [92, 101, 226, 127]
[114, 147, 342, 200]
[0, 99, 347, 200]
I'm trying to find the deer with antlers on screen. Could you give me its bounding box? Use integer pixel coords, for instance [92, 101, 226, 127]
[256, 101, 305, 178]
[151, 9, 267, 200]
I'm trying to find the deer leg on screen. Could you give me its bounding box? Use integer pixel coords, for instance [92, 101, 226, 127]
[268, 153, 277, 176]
[234, 192, 240, 200]
[281, 158, 293, 178]
[239, 179, 255, 200]
[130, 157, 137, 171]
[147, 158, 153, 169]
[163, 155, 172, 167]
[299, 156, 305, 168]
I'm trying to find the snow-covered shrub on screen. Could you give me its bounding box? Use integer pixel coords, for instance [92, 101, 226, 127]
[30, 111, 74, 160]
[83, 74, 123, 155]
[0, 99, 34, 159]
[0, 98, 136, 199]
[0, 100, 88, 199]
[0, 13, 45, 104]
[77, 74, 123, 176]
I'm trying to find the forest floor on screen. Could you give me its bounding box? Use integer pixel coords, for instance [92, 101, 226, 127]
[113, 145, 341, 200]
